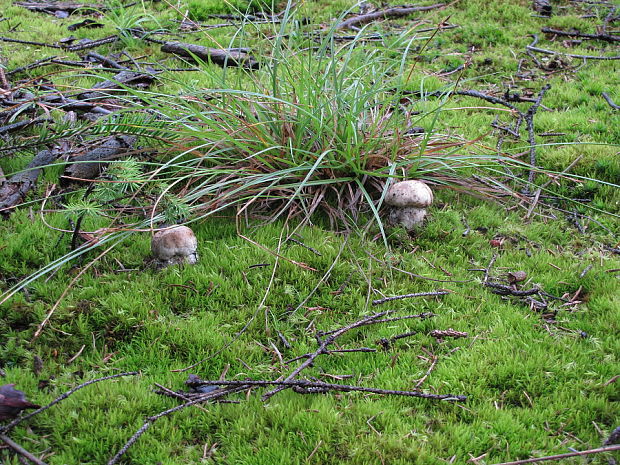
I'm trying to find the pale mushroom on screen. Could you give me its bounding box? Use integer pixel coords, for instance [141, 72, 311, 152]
[385, 180, 433, 230]
[151, 226, 198, 267]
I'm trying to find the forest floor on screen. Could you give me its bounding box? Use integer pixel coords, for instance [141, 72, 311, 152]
[0, 0, 619, 464]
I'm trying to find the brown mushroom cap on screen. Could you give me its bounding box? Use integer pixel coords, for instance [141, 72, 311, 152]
[384, 180, 433, 208]
[151, 226, 198, 264]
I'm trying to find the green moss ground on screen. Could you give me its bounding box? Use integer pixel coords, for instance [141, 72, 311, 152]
[1, 0, 619, 464]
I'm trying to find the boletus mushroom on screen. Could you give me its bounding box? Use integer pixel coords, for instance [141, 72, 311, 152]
[151, 225, 198, 267]
[385, 180, 433, 230]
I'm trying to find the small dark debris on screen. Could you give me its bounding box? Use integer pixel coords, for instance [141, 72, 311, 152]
[68, 19, 103, 31]
[32, 355, 43, 376]
[0, 384, 40, 420]
[605, 426, 620, 445]
[507, 271, 527, 284]
[405, 126, 425, 135]
[192, 384, 219, 394]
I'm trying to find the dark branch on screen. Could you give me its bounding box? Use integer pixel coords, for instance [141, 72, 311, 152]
[602, 92, 620, 110]
[188, 378, 466, 401]
[527, 34, 620, 60]
[336, 4, 446, 30]
[541, 27, 620, 43]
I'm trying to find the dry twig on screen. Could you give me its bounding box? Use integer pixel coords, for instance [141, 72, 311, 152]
[0, 433, 48, 465]
[541, 27, 620, 43]
[372, 290, 449, 306]
[602, 92, 620, 110]
[336, 4, 446, 29]
[187, 378, 466, 401]
[525, 85, 551, 186]
[107, 385, 248, 465]
[318, 312, 436, 337]
[527, 34, 620, 60]
[261, 311, 391, 400]
[489, 444, 620, 465]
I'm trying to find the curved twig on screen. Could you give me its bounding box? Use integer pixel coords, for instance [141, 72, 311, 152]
[372, 290, 449, 306]
[335, 4, 446, 30]
[107, 386, 248, 465]
[602, 92, 620, 110]
[489, 444, 620, 465]
[189, 378, 466, 401]
[0, 433, 48, 465]
[527, 34, 620, 60]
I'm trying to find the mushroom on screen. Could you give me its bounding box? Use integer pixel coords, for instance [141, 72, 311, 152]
[507, 270, 527, 284]
[385, 180, 433, 230]
[151, 225, 198, 267]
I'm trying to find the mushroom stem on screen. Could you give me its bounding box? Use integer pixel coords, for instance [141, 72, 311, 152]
[388, 207, 427, 230]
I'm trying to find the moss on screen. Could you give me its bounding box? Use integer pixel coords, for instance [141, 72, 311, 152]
[185, 0, 267, 20]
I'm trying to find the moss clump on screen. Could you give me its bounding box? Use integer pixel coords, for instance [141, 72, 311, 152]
[185, 0, 268, 20]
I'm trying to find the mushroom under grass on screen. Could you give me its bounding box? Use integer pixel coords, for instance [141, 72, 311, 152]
[151, 226, 198, 267]
[385, 180, 434, 231]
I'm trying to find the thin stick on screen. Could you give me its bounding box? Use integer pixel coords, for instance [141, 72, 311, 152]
[525, 84, 551, 186]
[538, 154, 584, 191]
[64, 35, 119, 52]
[336, 4, 446, 29]
[0, 36, 61, 48]
[450, 90, 521, 112]
[527, 34, 620, 60]
[85, 52, 126, 70]
[484, 254, 498, 283]
[541, 27, 620, 43]
[153, 383, 209, 414]
[525, 188, 542, 219]
[415, 354, 439, 388]
[319, 312, 436, 337]
[0, 117, 51, 135]
[579, 264, 593, 279]
[190, 379, 466, 401]
[372, 290, 449, 306]
[602, 92, 620, 110]
[367, 312, 436, 324]
[277, 331, 292, 349]
[484, 282, 541, 296]
[489, 444, 620, 465]
[261, 311, 391, 400]
[287, 237, 322, 256]
[0, 372, 139, 434]
[0, 434, 48, 465]
[379, 330, 418, 348]
[107, 386, 248, 465]
[284, 347, 377, 364]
